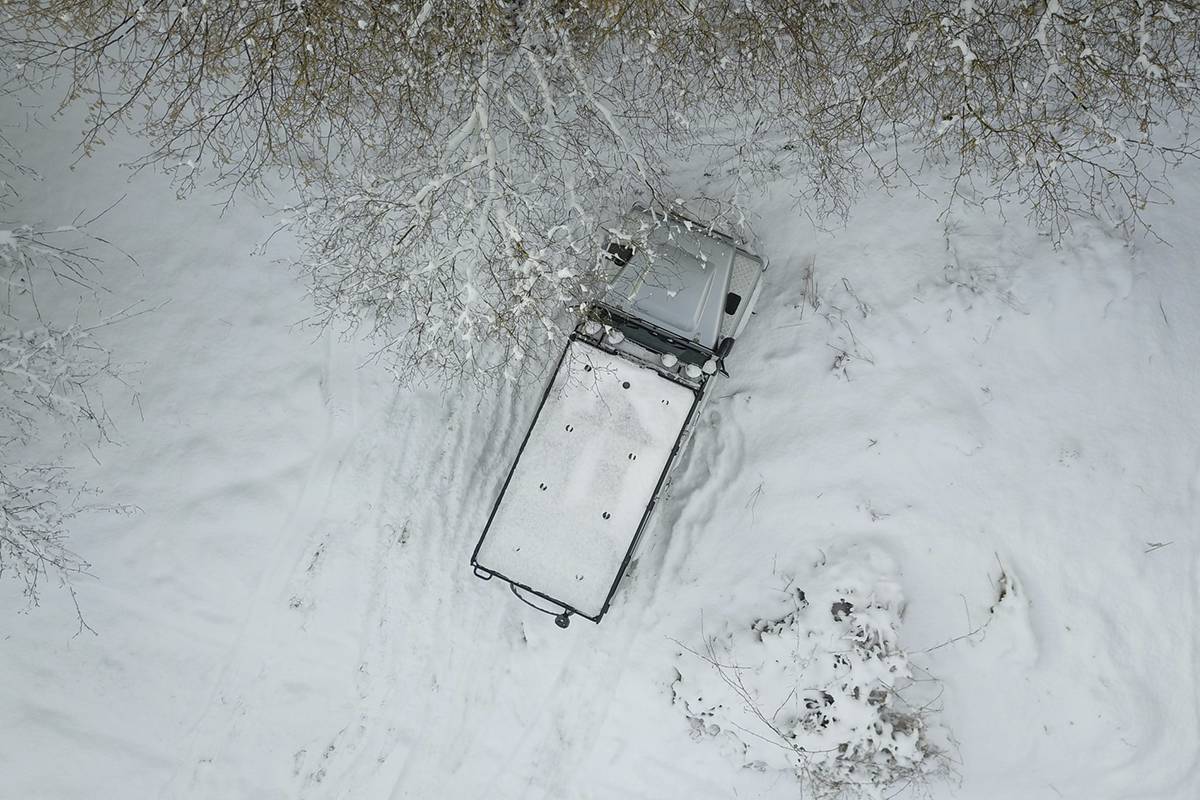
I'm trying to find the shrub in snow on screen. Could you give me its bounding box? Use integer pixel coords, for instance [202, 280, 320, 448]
[672, 547, 948, 799]
[0, 463, 95, 625]
[0, 172, 129, 631]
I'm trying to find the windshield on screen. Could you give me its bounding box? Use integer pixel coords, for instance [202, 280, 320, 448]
[589, 303, 712, 366]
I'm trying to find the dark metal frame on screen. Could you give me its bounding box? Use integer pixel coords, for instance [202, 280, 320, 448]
[470, 333, 704, 625]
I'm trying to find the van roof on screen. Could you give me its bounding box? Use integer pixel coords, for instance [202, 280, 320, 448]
[602, 207, 737, 350]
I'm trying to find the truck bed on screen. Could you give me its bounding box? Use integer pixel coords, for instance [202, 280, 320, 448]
[472, 337, 698, 620]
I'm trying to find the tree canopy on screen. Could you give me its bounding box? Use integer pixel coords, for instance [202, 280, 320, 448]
[3, 0, 1198, 379]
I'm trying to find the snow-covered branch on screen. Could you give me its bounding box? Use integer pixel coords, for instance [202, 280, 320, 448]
[0, 147, 126, 628]
[0, 464, 95, 635]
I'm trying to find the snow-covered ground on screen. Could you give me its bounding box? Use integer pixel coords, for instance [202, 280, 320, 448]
[2, 99, 1199, 800]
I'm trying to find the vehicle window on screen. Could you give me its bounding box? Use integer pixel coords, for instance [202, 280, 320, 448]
[592, 304, 709, 366]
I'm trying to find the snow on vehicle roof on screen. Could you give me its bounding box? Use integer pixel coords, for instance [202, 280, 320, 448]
[474, 339, 696, 619]
[604, 207, 737, 350]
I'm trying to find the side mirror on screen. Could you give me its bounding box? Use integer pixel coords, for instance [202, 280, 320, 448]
[605, 241, 635, 268]
[715, 337, 734, 377]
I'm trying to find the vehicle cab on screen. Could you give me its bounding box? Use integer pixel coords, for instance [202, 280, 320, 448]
[580, 205, 766, 384]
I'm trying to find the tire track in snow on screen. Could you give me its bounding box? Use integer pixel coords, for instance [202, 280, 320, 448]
[306, 382, 528, 797]
[163, 333, 362, 798]
[172, 374, 525, 798]
[505, 618, 655, 800]
[286, 394, 429, 796]
[332, 378, 672, 800]
[384, 387, 551, 795]
[167, 342, 743, 800]
[642, 401, 747, 597]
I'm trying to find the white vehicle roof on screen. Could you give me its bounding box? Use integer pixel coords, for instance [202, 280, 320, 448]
[474, 338, 696, 618]
[603, 207, 738, 351]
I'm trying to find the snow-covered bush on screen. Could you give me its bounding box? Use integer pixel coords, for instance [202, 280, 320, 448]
[672, 547, 948, 799]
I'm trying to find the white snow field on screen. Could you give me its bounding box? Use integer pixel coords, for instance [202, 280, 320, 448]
[2, 104, 1199, 800]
